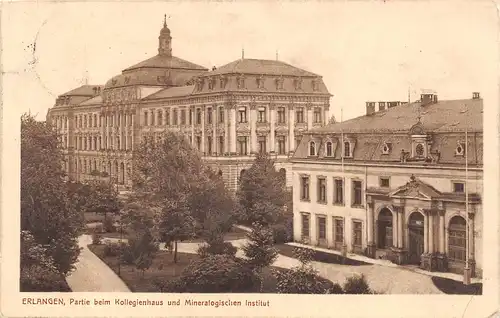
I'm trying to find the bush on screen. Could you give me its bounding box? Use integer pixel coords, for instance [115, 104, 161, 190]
[92, 233, 103, 245]
[103, 242, 124, 257]
[166, 255, 257, 293]
[100, 171, 109, 177]
[197, 241, 237, 258]
[20, 264, 70, 292]
[273, 266, 343, 294]
[103, 216, 115, 233]
[343, 274, 372, 294]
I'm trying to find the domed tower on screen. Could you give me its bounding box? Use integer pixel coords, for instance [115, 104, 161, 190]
[159, 14, 172, 56]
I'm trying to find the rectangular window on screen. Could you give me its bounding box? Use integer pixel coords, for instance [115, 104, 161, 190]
[207, 136, 212, 154]
[166, 110, 170, 126]
[277, 107, 286, 124]
[353, 221, 362, 246]
[219, 136, 224, 154]
[158, 111, 163, 126]
[380, 177, 390, 188]
[314, 107, 322, 123]
[296, 108, 304, 123]
[258, 136, 266, 153]
[301, 213, 310, 238]
[334, 178, 344, 205]
[238, 137, 248, 155]
[334, 218, 344, 244]
[207, 108, 213, 125]
[196, 136, 201, 150]
[196, 109, 202, 125]
[318, 216, 326, 240]
[173, 109, 178, 125]
[180, 109, 186, 125]
[300, 175, 310, 201]
[317, 177, 327, 203]
[453, 182, 465, 193]
[278, 136, 286, 155]
[144, 111, 148, 125]
[150, 112, 155, 126]
[219, 107, 224, 123]
[238, 108, 247, 123]
[352, 180, 363, 206]
[258, 107, 266, 123]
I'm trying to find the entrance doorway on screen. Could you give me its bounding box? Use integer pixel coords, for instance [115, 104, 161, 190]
[377, 208, 393, 249]
[408, 212, 425, 265]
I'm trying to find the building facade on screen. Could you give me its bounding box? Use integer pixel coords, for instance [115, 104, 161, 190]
[291, 92, 483, 277]
[46, 18, 332, 190]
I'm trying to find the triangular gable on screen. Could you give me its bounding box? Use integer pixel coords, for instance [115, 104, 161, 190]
[389, 175, 441, 200]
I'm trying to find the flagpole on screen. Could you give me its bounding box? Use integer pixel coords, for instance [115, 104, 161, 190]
[463, 104, 471, 285]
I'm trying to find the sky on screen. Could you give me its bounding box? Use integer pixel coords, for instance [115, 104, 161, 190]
[2, 1, 499, 122]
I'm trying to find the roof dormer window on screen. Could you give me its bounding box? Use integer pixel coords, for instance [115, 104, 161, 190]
[256, 75, 265, 89]
[309, 141, 316, 156]
[382, 142, 392, 155]
[208, 77, 214, 90]
[237, 75, 246, 89]
[312, 78, 319, 91]
[294, 77, 302, 90]
[343, 141, 352, 158]
[455, 142, 465, 156]
[275, 77, 284, 90]
[325, 141, 333, 157]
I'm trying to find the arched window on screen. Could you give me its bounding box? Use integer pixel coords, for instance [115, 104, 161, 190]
[344, 141, 351, 157]
[218, 169, 223, 176]
[279, 168, 286, 184]
[309, 141, 316, 156]
[240, 169, 246, 180]
[326, 141, 333, 157]
[448, 216, 467, 262]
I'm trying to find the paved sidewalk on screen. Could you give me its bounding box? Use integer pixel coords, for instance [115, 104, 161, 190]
[66, 236, 130, 292]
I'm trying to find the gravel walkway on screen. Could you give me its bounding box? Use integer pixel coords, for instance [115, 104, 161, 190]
[66, 235, 131, 292]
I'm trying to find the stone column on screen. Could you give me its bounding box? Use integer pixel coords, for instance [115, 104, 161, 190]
[307, 104, 313, 130]
[250, 104, 257, 154]
[423, 212, 429, 254]
[230, 107, 237, 154]
[190, 107, 195, 146]
[201, 107, 205, 154]
[269, 104, 276, 153]
[212, 108, 217, 155]
[393, 210, 398, 247]
[397, 208, 404, 248]
[224, 107, 229, 154]
[288, 104, 295, 154]
[428, 213, 434, 253]
[366, 200, 375, 258]
[439, 211, 445, 253]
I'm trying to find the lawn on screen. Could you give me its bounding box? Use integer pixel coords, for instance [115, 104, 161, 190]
[275, 244, 371, 266]
[89, 244, 290, 293]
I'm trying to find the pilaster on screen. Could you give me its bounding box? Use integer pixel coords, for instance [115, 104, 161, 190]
[250, 103, 257, 154]
[269, 103, 276, 153]
[288, 103, 295, 154]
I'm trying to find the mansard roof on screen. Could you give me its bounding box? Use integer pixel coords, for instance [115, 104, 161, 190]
[123, 55, 208, 72]
[292, 96, 483, 166]
[209, 58, 319, 77]
[143, 85, 195, 100]
[60, 85, 103, 97]
[314, 98, 482, 134]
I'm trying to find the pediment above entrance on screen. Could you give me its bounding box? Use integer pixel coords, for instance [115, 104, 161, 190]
[389, 174, 441, 200]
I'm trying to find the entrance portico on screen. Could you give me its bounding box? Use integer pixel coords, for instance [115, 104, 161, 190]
[366, 175, 480, 277]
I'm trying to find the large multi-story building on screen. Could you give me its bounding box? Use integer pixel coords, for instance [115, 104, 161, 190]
[291, 91, 483, 277]
[46, 18, 331, 190]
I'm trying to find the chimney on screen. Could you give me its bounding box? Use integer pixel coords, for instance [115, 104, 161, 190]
[420, 91, 438, 106]
[472, 92, 480, 99]
[212, 66, 217, 71]
[366, 102, 376, 115]
[378, 102, 386, 111]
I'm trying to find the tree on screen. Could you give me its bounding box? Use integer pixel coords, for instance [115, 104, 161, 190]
[242, 223, 278, 291]
[155, 198, 196, 263]
[21, 114, 83, 275]
[121, 202, 158, 273]
[273, 247, 343, 294]
[132, 132, 236, 262]
[189, 167, 235, 243]
[236, 153, 286, 227]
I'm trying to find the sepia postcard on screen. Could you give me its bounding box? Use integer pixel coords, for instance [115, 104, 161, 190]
[1, 1, 499, 317]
